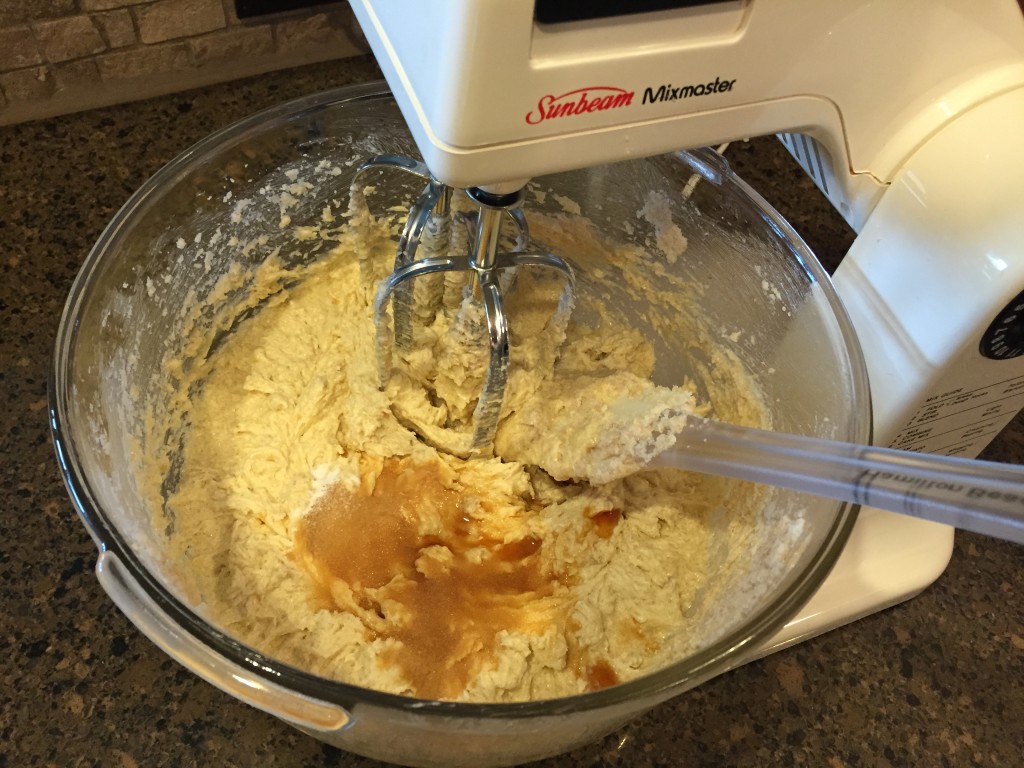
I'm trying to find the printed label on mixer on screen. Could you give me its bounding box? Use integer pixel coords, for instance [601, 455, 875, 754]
[525, 87, 635, 125]
[642, 77, 736, 103]
[524, 77, 737, 125]
[889, 374, 1024, 456]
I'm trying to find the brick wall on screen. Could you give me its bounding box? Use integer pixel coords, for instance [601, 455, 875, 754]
[0, 0, 368, 125]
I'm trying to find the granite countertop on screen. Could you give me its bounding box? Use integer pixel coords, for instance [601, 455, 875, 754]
[2, 57, 1022, 767]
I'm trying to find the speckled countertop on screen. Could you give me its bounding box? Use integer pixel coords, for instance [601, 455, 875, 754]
[2, 57, 1023, 767]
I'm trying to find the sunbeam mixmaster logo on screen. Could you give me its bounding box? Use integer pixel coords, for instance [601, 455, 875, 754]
[524, 76, 737, 125]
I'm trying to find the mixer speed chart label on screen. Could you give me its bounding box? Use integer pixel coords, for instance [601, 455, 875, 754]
[890, 375, 1024, 456]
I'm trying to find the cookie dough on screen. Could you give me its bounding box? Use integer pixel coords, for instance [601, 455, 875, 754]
[149, 187, 772, 703]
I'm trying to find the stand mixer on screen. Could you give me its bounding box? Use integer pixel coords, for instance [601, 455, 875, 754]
[347, 0, 1024, 653]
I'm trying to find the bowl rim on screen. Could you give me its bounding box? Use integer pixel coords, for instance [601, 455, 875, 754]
[49, 81, 869, 720]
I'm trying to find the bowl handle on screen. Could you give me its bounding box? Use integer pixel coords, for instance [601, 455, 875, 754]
[95, 550, 352, 733]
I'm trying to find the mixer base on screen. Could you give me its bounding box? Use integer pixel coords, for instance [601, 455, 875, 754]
[751, 509, 954, 660]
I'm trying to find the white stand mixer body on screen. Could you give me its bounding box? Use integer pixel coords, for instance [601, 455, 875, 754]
[350, 1, 1023, 204]
[349, 0, 1024, 648]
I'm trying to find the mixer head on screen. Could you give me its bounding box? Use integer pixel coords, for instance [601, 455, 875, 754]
[355, 155, 576, 457]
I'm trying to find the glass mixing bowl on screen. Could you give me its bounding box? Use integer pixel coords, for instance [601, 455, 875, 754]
[51, 83, 869, 767]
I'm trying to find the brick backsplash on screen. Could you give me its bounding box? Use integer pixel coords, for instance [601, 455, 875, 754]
[0, 0, 367, 125]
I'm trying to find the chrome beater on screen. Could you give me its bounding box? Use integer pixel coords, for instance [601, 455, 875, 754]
[355, 154, 576, 456]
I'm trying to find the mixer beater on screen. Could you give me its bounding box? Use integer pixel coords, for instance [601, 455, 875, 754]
[354, 154, 576, 456]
